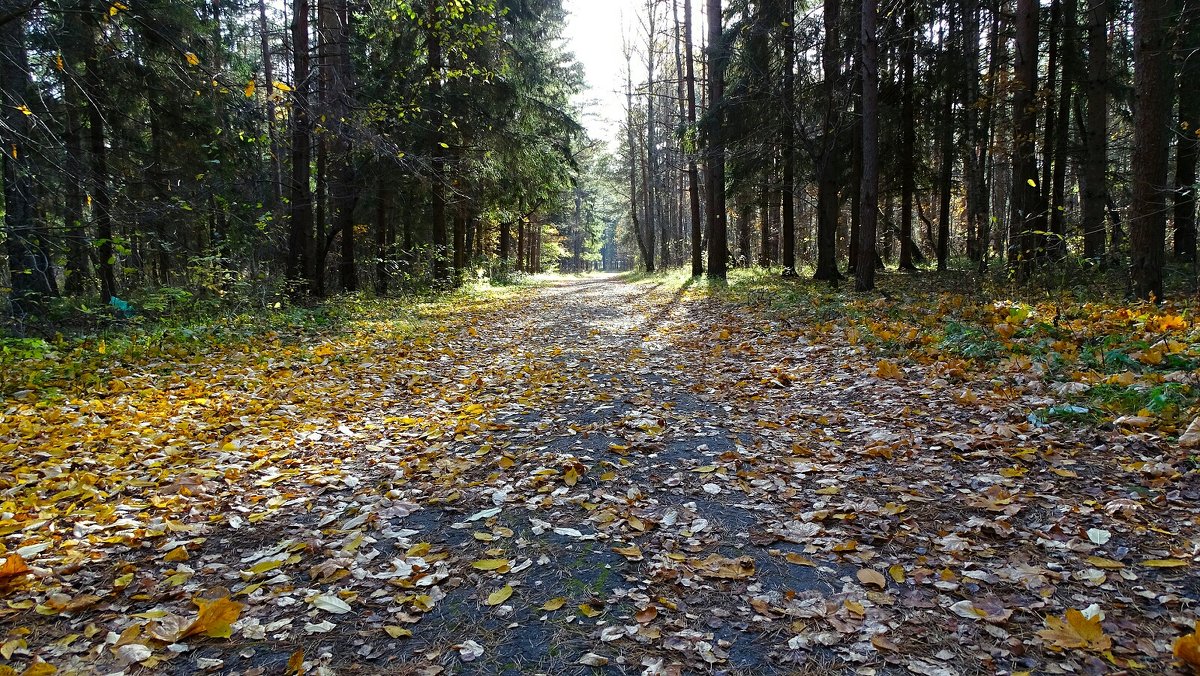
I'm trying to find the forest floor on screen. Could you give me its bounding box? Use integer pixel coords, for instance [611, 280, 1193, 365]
[1, 272, 1199, 676]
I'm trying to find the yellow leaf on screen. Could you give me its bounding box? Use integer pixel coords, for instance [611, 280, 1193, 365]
[1027, 178, 1038, 187]
[564, 467, 579, 486]
[114, 573, 133, 587]
[471, 559, 509, 571]
[1142, 559, 1189, 568]
[181, 595, 244, 640]
[541, 597, 567, 611]
[1, 639, 26, 660]
[692, 465, 718, 473]
[690, 554, 755, 579]
[485, 585, 513, 606]
[273, 81, 294, 92]
[383, 625, 412, 639]
[888, 564, 906, 583]
[1085, 556, 1125, 570]
[613, 544, 643, 560]
[844, 599, 865, 616]
[1038, 609, 1111, 652]
[184, 52, 200, 67]
[244, 80, 256, 98]
[164, 546, 189, 562]
[15, 105, 31, 116]
[20, 662, 55, 676]
[578, 602, 603, 617]
[785, 552, 814, 566]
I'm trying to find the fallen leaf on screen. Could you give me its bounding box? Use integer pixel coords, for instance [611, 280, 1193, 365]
[1038, 608, 1112, 651]
[857, 569, 887, 589]
[577, 652, 609, 666]
[485, 585, 513, 606]
[182, 595, 244, 640]
[1174, 622, 1200, 670]
[311, 594, 352, 614]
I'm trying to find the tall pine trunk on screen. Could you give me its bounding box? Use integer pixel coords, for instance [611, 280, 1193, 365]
[684, 0, 704, 275]
[705, 0, 728, 279]
[1009, 0, 1039, 280]
[855, 0, 879, 291]
[1081, 0, 1108, 261]
[1173, 2, 1198, 261]
[287, 0, 314, 292]
[1128, 0, 1172, 300]
[898, 0, 917, 271]
[0, 1, 56, 314]
[814, 0, 840, 280]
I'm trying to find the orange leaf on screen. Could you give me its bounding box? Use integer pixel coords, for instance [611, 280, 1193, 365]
[0, 554, 31, 580]
[286, 648, 305, 675]
[1175, 623, 1200, 671]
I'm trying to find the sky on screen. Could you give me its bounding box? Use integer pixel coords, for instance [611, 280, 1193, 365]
[561, 0, 705, 144]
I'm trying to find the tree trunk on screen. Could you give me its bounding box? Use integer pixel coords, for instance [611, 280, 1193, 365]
[706, 0, 728, 279]
[260, 0, 282, 210]
[898, 0, 917, 271]
[1081, 0, 1108, 261]
[62, 9, 90, 295]
[782, 0, 799, 276]
[1050, 0, 1076, 258]
[1009, 0, 1039, 280]
[85, 7, 116, 303]
[814, 0, 841, 280]
[375, 176, 388, 295]
[1173, 2, 1198, 261]
[937, 19, 953, 271]
[286, 0, 314, 292]
[427, 3, 448, 283]
[0, 1, 55, 314]
[1128, 0, 1172, 300]
[855, 0, 879, 291]
[684, 0, 704, 276]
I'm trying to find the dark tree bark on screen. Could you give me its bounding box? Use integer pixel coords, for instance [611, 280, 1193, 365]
[782, 0, 799, 277]
[62, 7, 90, 295]
[898, 0, 918, 271]
[260, 0, 282, 209]
[375, 176, 389, 295]
[286, 0, 314, 292]
[705, 0, 728, 279]
[427, 2, 448, 283]
[855, 0, 879, 291]
[1128, 0, 1172, 300]
[332, 0, 356, 292]
[0, 0, 55, 314]
[1009, 0, 1039, 280]
[684, 0, 703, 275]
[936, 17, 953, 271]
[1173, 1, 1198, 261]
[1050, 0, 1077, 258]
[85, 6, 116, 303]
[814, 0, 841, 280]
[1081, 0, 1108, 261]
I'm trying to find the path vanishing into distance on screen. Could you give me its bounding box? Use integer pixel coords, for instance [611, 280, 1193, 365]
[2, 275, 1198, 675]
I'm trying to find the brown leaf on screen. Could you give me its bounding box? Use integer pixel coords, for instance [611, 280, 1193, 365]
[857, 569, 887, 589]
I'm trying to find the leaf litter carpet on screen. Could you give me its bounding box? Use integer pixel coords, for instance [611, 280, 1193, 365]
[1, 276, 1197, 675]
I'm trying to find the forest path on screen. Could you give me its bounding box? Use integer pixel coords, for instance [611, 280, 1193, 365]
[5, 275, 1196, 676]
